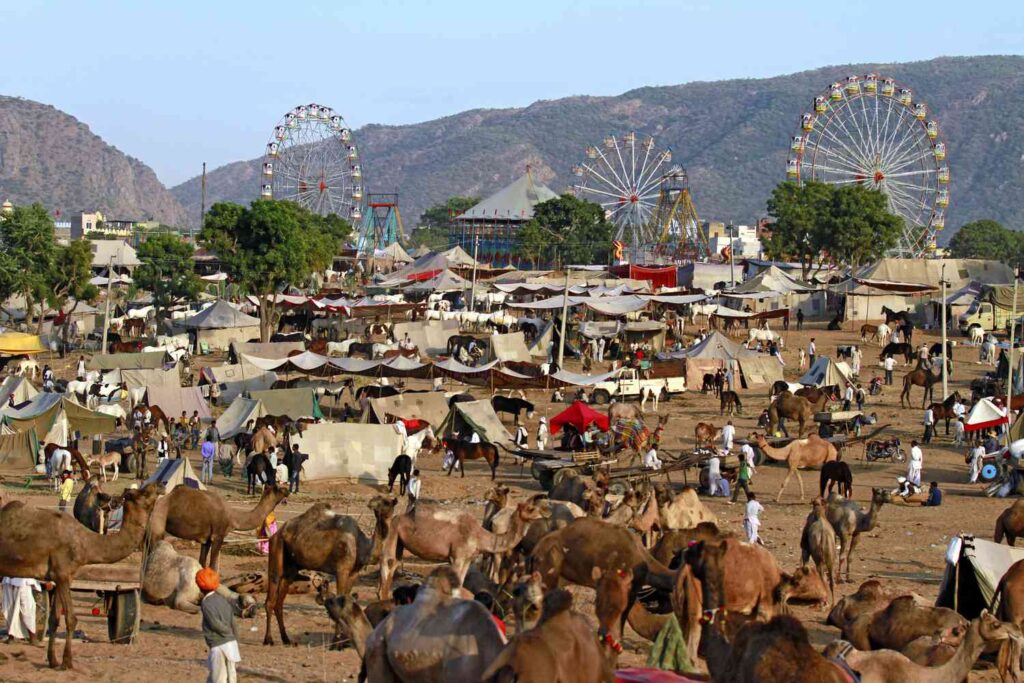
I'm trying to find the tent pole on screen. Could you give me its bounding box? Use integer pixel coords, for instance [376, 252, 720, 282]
[1006, 269, 1019, 448]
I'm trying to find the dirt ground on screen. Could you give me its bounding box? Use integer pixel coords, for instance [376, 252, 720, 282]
[0, 321, 1014, 681]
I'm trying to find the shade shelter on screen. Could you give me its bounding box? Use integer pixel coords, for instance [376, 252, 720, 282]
[180, 300, 261, 351]
[549, 401, 610, 435]
[964, 397, 1008, 433]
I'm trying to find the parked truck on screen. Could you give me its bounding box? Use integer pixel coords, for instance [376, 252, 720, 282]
[589, 368, 686, 404]
[958, 299, 1014, 335]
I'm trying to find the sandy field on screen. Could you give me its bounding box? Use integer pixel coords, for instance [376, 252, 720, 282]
[0, 321, 1014, 681]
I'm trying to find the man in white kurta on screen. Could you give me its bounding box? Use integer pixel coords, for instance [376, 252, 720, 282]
[744, 494, 764, 545]
[907, 441, 924, 487]
[2, 577, 41, 642]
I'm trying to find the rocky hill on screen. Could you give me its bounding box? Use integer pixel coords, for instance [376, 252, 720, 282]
[166, 55, 1022, 240]
[0, 96, 186, 225]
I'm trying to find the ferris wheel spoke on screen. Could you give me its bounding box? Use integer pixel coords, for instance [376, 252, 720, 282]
[578, 163, 627, 197]
[884, 143, 934, 175]
[829, 101, 875, 169]
[611, 140, 632, 195]
[879, 110, 921, 169]
[814, 124, 872, 172]
[882, 167, 936, 180]
[579, 184, 632, 202]
[633, 149, 668, 199]
[591, 149, 631, 195]
[812, 146, 871, 176]
[885, 184, 930, 219]
[882, 128, 927, 171]
[886, 178, 935, 206]
[853, 96, 879, 161]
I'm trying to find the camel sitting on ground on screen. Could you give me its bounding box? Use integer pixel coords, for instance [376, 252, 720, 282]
[752, 432, 838, 502]
[0, 483, 162, 669]
[800, 497, 838, 605]
[767, 391, 826, 438]
[148, 483, 290, 569]
[378, 500, 548, 599]
[142, 540, 256, 615]
[652, 483, 718, 530]
[263, 496, 397, 646]
[990, 559, 1024, 682]
[994, 499, 1024, 546]
[827, 580, 922, 637]
[826, 488, 891, 582]
[823, 611, 1023, 683]
[776, 565, 831, 608]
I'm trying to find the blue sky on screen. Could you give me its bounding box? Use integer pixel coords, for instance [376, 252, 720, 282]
[2, 1, 1019, 185]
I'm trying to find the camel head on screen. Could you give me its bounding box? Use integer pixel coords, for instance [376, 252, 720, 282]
[484, 485, 511, 509]
[978, 610, 1024, 646]
[870, 487, 892, 506]
[750, 432, 768, 448]
[810, 497, 827, 515]
[593, 566, 632, 655]
[368, 495, 399, 525]
[684, 539, 729, 616]
[323, 592, 366, 629]
[123, 482, 165, 517]
[582, 488, 606, 516]
[515, 500, 550, 522]
[775, 566, 827, 608]
[512, 571, 544, 631]
[263, 483, 291, 504]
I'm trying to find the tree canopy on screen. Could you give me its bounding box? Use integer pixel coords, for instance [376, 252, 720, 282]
[762, 181, 903, 278]
[135, 233, 202, 324]
[516, 194, 613, 268]
[947, 219, 1021, 263]
[411, 196, 479, 251]
[199, 200, 351, 340]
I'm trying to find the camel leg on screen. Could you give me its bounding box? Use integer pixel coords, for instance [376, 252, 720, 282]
[112, 462, 118, 481]
[46, 585, 60, 668]
[776, 469, 794, 502]
[208, 537, 225, 571]
[273, 578, 293, 645]
[378, 535, 400, 601]
[57, 579, 76, 669]
[795, 470, 805, 501]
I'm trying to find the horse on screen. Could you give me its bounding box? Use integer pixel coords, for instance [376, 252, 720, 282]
[746, 328, 776, 347]
[145, 405, 173, 435]
[123, 318, 146, 338]
[879, 342, 914, 364]
[132, 429, 153, 481]
[519, 321, 539, 343]
[701, 373, 717, 394]
[347, 342, 376, 360]
[881, 305, 911, 325]
[306, 337, 328, 355]
[327, 339, 360, 356]
[371, 343, 397, 359]
[270, 331, 306, 343]
[447, 334, 483, 357]
[44, 443, 91, 481]
[382, 347, 419, 361]
[448, 393, 476, 407]
[769, 380, 801, 400]
[794, 386, 830, 406]
[900, 362, 943, 408]
[436, 438, 500, 480]
[387, 454, 413, 495]
[719, 390, 742, 416]
[926, 390, 963, 435]
[109, 340, 145, 354]
[491, 396, 535, 426]
[87, 451, 122, 482]
[364, 322, 391, 340]
[15, 358, 40, 379]
[819, 461, 852, 498]
[355, 385, 401, 401]
[859, 324, 882, 343]
[246, 453, 274, 494]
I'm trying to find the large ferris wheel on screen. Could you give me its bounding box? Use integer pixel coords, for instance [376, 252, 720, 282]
[787, 75, 949, 257]
[260, 103, 363, 221]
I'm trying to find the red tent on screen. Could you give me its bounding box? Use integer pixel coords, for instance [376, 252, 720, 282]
[550, 400, 610, 435]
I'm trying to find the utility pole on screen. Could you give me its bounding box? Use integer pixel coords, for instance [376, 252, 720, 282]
[468, 235, 480, 312]
[728, 224, 736, 287]
[1006, 266, 1020, 446]
[940, 264, 949, 400]
[557, 267, 571, 369]
[196, 161, 206, 244]
[100, 256, 114, 355]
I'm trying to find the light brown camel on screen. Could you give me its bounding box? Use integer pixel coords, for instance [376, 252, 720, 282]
[651, 521, 728, 566]
[249, 425, 281, 454]
[653, 483, 718, 530]
[694, 421, 721, 447]
[767, 391, 826, 438]
[683, 536, 784, 620]
[263, 496, 397, 646]
[362, 566, 507, 682]
[142, 540, 256, 615]
[628, 488, 662, 548]
[827, 580, 920, 640]
[481, 586, 619, 683]
[148, 482, 290, 569]
[826, 488, 891, 582]
[992, 558, 1024, 682]
[776, 565, 830, 608]
[483, 484, 511, 528]
[486, 496, 585, 584]
[752, 432, 838, 502]
[823, 611, 1022, 683]
[378, 500, 548, 599]
[800, 497, 837, 605]
[0, 483, 162, 669]
[994, 499, 1024, 546]
[701, 612, 850, 683]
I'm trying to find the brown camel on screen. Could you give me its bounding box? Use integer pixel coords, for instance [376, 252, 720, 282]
[824, 611, 1022, 683]
[701, 612, 850, 683]
[481, 587, 618, 682]
[776, 565, 830, 608]
[992, 559, 1024, 682]
[486, 496, 585, 584]
[0, 483, 162, 669]
[994, 499, 1024, 546]
[827, 580, 916, 639]
[767, 391, 825, 438]
[683, 536, 784, 620]
[263, 496, 397, 646]
[651, 521, 728, 566]
[378, 500, 548, 599]
[628, 488, 662, 548]
[800, 497, 837, 605]
[752, 432, 838, 502]
[149, 483, 290, 569]
[826, 488, 891, 582]
[865, 596, 968, 665]
[249, 425, 280, 454]
[899, 361, 942, 408]
[653, 484, 718, 530]
[694, 421, 721, 447]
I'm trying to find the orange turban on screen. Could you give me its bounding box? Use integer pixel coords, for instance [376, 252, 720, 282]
[195, 567, 220, 592]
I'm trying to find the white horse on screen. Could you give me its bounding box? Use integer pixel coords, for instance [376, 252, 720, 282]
[327, 339, 359, 355]
[968, 325, 984, 345]
[876, 323, 891, 347]
[15, 358, 40, 379]
[746, 328, 776, 346]
[402, 426, 436, 460]
[371, 342, 398, 359]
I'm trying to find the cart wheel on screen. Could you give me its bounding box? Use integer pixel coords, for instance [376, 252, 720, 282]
[538, 469, 555, 491]
[698, 468, 709, 491]
[106, 590, 140, 644]
[892, 448, 907, 463]
[530, 462, 542, 481]
[608, 480, 627, 496]
[753, 449, 765, 467]
[580, 464, 595, 476]
[980, 464, 999, 482]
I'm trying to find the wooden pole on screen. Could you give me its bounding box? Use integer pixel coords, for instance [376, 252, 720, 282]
[100, 256, 114, 355]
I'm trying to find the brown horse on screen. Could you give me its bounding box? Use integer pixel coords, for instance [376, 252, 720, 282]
[110, 340, 145, 353]
[306, 338, 328, 355]
[858, 324, 879, 342]
[720, 390, 743, 416]
[132, 428, 153, 480]
[382, 347, 419, 360]
[925, 391, 962, 435]
[435, 438, 500, 480]
[145, 405, 173, 435]
[44, 443, 92, 480]
[900, 362, 943, 408]
[123, 318, 146, 338]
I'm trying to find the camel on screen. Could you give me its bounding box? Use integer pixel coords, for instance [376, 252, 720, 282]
[992, 559, 1024, 682]
[653, 484, 718, 530]
[776, 565, 830, 608]
[149, 483, 290, 569]
[549, 468, 608, 506]
[752, 432, 838, 502]
[995, 499, 1024, 546]
[866, 596, 968, 664]
[378, 500, 548, 600]
[651, 522, 728, 566]
[694, 421, 721, 447]
[511, 571, 545, 634]
[87, 451, 121, 481]
[629, 488, 662, 548]
[487, 497, 587, 584]
[800, 497, 837, 605]
[263, 496, 397, 646]
[362, 566, 507, 682]
[683, 536, 784, 620]
[482, 584, 620, 682]
[609, 401, 644, 425]
[701, 612, 850, 683]
[823, 611, 1022, 683]
[142, 540, 256, 615]
[767, 391, 825, 438]
[900, 361, 943, 409]
[72, 480, 119, 533]
[0, 483, 162, 669]
[249, 425, 281, 454]
[827, 580, 923, 640]
[826, 488, 890, 582]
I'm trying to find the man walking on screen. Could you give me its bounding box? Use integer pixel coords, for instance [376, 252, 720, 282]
[807, 338, 816, 368]
[796, 309, 804, 331]
[922, 405, 935, 445]
[731, 456, 752, 503]
[190, 410, 202, 450]
[842, 383, 853, 411]
[907, 440, 923, 487]
[883, 355, 895, 385]
[286, 443, 307, 494]
[197, 568, 242, 683]
[744, 492, 764, 545]
[721, 420, 735, 452]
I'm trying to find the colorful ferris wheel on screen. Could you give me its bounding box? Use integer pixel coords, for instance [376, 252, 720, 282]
[260, 103, 363, 220]
[787, 74, 949, 256]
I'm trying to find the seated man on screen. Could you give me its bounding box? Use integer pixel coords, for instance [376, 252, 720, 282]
[892, 476, 924, 503]
[642, 445, 663, 470]
[921, 481, 942, 507]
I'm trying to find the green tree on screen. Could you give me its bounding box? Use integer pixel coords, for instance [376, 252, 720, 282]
[823, 185, 904, 271]
[947, 219, 1021, 261]
[762, 181, 833, 280]
[0, 203, 58, 329]
[45, 240, 99, 351]
[412, 196, 479, 252]
[519, 194, 613, 268]
[199, 200, 351, 341]
[135, 233, 203, 325]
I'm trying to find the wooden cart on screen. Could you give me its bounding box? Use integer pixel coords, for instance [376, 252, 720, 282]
[814, 410, 864, 436]
[512, 447, 616, 491]
[38, 563, 142, 644]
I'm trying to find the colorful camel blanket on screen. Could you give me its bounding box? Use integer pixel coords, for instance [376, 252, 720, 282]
[612, 419, 650, 451]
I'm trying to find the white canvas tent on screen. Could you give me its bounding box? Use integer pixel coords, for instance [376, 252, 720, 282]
[365, 392, 451, 427]
[0, 376, 38, 408]
[392, 319, 459, 357]
[201, 364, 278, 403]
[121, 367, 181, 389]
[485, 331, 532, 363]
[292, 422, 402, 484]
[145, 457, 206, 492]
[215, 397, 266, 440]
[145, 386, 212, 421]
[737, 357, 785, 387]
[181, 300, 261, 351]
[964, 397, 1008, 433]
[938, 535, 1024, 618]
[438, 400, 514, 446]
[798, 357, 855, 387]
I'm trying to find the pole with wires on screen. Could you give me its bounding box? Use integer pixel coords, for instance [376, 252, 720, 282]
[100, 257, 114, 355]
[557, 267, 570, 369]
[1005, 267, 1019, 447]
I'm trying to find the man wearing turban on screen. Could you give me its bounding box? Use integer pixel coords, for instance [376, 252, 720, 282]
[197, 568, 241, 683]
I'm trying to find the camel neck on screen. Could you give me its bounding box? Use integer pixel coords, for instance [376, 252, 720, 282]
[228, 492, 281, 531]
[81, 507, 150, 564]
[933, 622, 985, 682]
[483, 512, 530, 554]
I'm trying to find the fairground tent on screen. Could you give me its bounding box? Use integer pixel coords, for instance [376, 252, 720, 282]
[231, 341, 305, 359]
[145, 386, 212, 421]
[964, 397, 1008, 433]
[405, 269, 469, 292]
[0, 426, 36, 466]
[200, 364, 277, 403]
[2, 394, 115, 439]
[737, 357, 785, 387]
[292, 422, 402, 484]
[485, 332, 532, 363]
[661, 331, 754, 390]
[181, 300, 261, 351]
[550, 401, 610, 435]
[215, 397, 266, 440]
[528, 320, 554, 359]
[0, 332, 47, 356]
[365, 392, 451, 427]
[392, 319, 460, 357]
[121, 367, 181, 389]
[248, 388, 323, 420]
[937, 535, 1024, 618]
[0, 376, 38, 407]
[437, 400, 514, 446]
[798, 357, 855, 387]
[88, 352, 167, 371]
[146, 457, 206, 492]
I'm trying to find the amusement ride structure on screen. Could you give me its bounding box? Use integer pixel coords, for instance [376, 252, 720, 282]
[787, 74, 949, 257]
